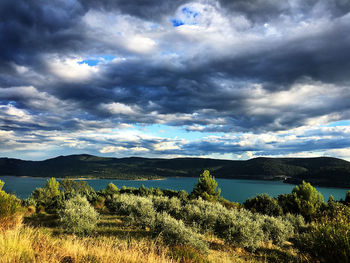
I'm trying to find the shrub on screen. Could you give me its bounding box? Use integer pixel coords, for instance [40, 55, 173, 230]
[138, 185, 151, 196]
[59, 195, 99, 235]
[93, 196, 106, 210]
[182, 198, 226, 233]
[295, 203, 350, 262]
[153, 187, 163, 196]
[0, 189, 22, 228]
[190, 170, 221, 201]
[244, 194, 283, 216]
[283, 213, 306, 234]
[219, 197, 241, 210]
[260, 216, 294, 245]
[152, 196, 182, 219]
[214, 205, 296, 251]
[154, 212, 208, 252]
[295, 214, 350, 262]
[278, 193, 299, 214]
[107, 194, 156, 229]
[178, 190, 189, 203]
[0, 180, 4, 190]
[345, 190, 350, 205]
[215, 209, 265, 251]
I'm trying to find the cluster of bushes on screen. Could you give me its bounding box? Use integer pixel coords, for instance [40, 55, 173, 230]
[106, 193, 303, 251]
[294, 198, 350, 262]
[244, 181, 325, 221]
[243, 181, 350, 261]
[3, 169, 350, 260]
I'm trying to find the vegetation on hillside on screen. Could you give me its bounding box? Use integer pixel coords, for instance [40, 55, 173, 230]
[1, 174, 350, 262]
[1, 154, 350, 187]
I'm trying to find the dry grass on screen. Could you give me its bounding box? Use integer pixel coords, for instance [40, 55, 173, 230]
[1, 213, 303, 263]
[0, 213, 23, 230]
[0, 224, 178, 263]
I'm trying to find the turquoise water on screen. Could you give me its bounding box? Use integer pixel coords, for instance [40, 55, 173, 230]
[1, 176, 349, 203]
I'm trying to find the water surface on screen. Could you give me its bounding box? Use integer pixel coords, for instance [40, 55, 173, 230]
[1, 176, 348, 203]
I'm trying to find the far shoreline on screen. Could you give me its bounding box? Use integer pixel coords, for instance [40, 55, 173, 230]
[1, 174, 349, 190]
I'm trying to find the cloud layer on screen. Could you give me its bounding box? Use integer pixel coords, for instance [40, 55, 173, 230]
[1, 0, 350, 160]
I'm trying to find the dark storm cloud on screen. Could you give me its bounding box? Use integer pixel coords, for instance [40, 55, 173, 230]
[220, 0, 350, 22]
[80, 0, 188, 21]
[0, 0, 87, 64]
[1, 0, 350, 159]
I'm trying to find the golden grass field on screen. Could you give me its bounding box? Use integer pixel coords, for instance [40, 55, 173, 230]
[0, 212, 289, 263]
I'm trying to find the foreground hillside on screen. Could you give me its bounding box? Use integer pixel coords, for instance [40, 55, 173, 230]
[1, 154, 350, 187]
[1, 172, 350, 263]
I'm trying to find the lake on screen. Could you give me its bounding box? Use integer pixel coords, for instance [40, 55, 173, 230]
[1, 176, 349, 203]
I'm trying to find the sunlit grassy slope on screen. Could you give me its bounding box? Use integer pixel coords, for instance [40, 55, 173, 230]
[0, 213, 301, 263]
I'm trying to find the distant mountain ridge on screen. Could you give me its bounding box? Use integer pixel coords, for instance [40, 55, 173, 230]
[1, 154, 350, 188]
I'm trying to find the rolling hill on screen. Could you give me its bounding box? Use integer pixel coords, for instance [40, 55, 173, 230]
[1, 154, 350, 187]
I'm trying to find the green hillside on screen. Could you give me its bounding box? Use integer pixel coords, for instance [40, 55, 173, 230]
[1, 154, 350, 187]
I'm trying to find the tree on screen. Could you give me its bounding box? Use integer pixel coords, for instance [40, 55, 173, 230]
[0, 180, 4, 191]
[104, 182, 119, 196]
[60, 179, 97, 202]
[190, 170, 221, 201]
[45, 177, 60, 197]
[31, 177, 64, 212]
[292, 181, 324, 220]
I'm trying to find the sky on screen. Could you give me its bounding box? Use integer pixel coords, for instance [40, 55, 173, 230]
[1, 0, 350, 161]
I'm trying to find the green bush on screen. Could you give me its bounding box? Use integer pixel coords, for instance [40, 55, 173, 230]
[215, 209, 265, 251]
[244, 194, 283, 216]
[106, 191, 298, 252]
[138, 185, 151, 196]
[154, 212, 208, 252]
[152, 196, 182, 219]
[295, 218, 350, 262]
[107, 194, 156, 229]
[178, 190, 189, 203]
[182, 198, 226, 233]
[59, 195, 99, 235]
[260, 216, 294, 245]
[0, 190, 22, 220]
[283, 213, 306, 234]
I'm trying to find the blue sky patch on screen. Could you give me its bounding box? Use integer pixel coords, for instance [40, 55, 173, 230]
[136, 124, 209, 141]
[78, 54, 117, 66]
[171, 19, 185, 27]
[325, 120, 350, 127]
[171, 6, 199, 27]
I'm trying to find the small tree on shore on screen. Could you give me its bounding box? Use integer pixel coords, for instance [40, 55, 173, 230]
[292, 181, 324, 220]
[190, 170, 221, 202]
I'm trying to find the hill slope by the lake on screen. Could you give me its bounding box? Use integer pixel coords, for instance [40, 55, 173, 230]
[1, 154, 350, 187]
